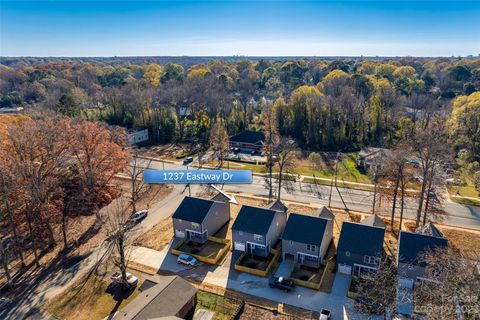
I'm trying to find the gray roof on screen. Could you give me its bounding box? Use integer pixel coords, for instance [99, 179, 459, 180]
[282, 213, 328, 246]
[361, 214, 387, 228]
[337, 222, 385, 257]
[232, 205, 276, 235]
[230, 131, 265, 145]
[415, 222, 443, 238]
[114, 275, 197, 320]
[316, 206, 335, 220]
[398, 230, 448, 266]
[211, 191, 231, 203]
[268, 199, 288, 213]
[172, 196, 214, 224]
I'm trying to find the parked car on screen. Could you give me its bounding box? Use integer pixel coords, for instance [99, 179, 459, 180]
[354, 297, 383, 314]
[177, 253, 198, 266]
[183, 157, 193, 165]
[129, 209, 148, 223]
[110, 272, 138, 287]
[0, 297, 12, 310]
[319, 309, 331, 320]
[268, 276, 295, 292]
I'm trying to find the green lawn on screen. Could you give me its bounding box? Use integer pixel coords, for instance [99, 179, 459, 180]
[47, 273, 141, 320]
[294, 154, 371, 184]
[451, 197, 480, 206]
[303, 177, 375, 192]
[186, 291, 240, 320]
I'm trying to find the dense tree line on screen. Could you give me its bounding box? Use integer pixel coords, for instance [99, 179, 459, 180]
[1, 58, 479, 157]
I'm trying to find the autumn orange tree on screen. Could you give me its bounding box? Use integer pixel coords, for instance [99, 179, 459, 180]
[0, 115, 129, 273]
[69, 119, 130, 216]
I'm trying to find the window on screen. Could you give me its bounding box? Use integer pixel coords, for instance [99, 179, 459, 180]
[346, 251, 350, 257]
[304, 254, 318, 262]
[306, 244, 317, 252]
[191, 222, 200, 230]
[364, 255, 379, 264]
[253, 234, 263, 242]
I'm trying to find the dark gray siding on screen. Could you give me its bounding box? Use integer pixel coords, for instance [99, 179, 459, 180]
[202, 202, 230, 237]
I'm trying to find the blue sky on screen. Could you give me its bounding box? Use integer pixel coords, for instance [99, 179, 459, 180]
[1, 1, 479, 57]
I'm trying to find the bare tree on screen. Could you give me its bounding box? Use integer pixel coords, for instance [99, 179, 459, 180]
[379, 144, 412, 233]
[126, 150, 152, 214]
[105, 198, 133, 289]
[209, 118, 230, 168]
[261, 99, 280, 200]
[414, 247, 480, 320]
[273, 138, 299, 200]
[356, 256, 398, 317]
[403, 115, 452, 228]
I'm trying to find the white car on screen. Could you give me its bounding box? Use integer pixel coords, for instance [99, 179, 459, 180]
[177, 254, 198, 266]
[129, 210, 148, 223]
[111, 272, 138, 287]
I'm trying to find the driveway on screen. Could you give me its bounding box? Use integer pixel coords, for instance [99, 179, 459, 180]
[141, 245, 383, 320]
[274, 259, 294, 278]
[331, 273, 351, 296]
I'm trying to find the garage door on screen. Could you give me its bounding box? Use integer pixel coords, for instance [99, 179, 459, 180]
[338, 264, 352, 275]
[399, 277, 414, 289]
[234, 241, 245, 252]
[175, 229, 185, 238]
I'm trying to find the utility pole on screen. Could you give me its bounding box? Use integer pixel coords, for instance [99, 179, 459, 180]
[268, 140, 273, 201]
[328, 153, 339, 208]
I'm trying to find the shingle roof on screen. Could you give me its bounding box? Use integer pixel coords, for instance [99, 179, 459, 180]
[230, 131, 265, 145]
[232, 205, 276, 235]
[172, 196, 214, 224]
[268, 199, 288, 213]
[316, 206, 335, 220]
[282, 213, 328, 246]
[114, 275, 197, 320]
[337, 222, 385, 257]
[361, 214, 387, 228]
[415, 222, 444, 238]
[398, 231, 448, 266]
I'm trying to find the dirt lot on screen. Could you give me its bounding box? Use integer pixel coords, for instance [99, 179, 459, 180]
[133, 215, 173, 251]
[141, 143, 198, 160]
[438, 227, 480, 257]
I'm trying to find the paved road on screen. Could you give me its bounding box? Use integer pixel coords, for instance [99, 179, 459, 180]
[139, 158, 480, 230]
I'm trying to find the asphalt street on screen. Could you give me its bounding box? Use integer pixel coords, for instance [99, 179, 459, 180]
[139, 157, 480, 230]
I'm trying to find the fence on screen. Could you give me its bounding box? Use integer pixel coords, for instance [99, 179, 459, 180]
[171, 236, 231, 265]
[288, 261, 330, 290]
[234, 248, 280, 277]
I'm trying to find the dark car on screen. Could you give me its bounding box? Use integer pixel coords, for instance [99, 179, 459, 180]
[268, 276, 295, 292]
[354, 297, 383, 314]
[183, 156, 193, 165]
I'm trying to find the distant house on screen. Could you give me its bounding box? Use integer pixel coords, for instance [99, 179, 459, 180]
[282, 206, 334, 268]
[172, 195, 230, 243]
[229, 130, 265, 154]
[232, 204, 287, 257]
[356, 147, 392, 171]
[114, 275, 197, 320]
[397, 223, 448, 289]
[128, 128, 149, 145]
[337, 220, 386, 276]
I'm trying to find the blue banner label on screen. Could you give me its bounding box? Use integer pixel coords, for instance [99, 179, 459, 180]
[143, 169, 253, 184]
